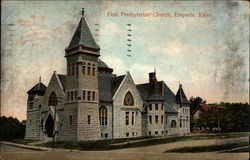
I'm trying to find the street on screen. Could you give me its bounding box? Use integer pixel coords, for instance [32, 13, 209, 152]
[0, 137, 249, 160]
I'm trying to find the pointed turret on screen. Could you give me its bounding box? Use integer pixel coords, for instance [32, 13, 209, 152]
[176, 84, 190, 105]
[62, 9, 101, 141]
[66, 8, 100, 54]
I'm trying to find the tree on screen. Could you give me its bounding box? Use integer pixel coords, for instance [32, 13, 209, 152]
[0, 116, 25, 140]
[189, 96, 203, 130]
[197, 108, 217, 131]
[189, 96, 203, 114]
[195, 102, 250, 133]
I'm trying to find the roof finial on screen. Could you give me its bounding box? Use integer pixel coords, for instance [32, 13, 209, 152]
[179, 81, 182, 87]
[154, 67, 156, 74]
[39, 76, 41, 83]
[81, 8, 85, 17]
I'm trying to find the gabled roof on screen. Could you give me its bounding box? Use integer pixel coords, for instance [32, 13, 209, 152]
[162, 82, 177, 105]
[27, 82, 47, 95]
[98, 74, 112, 102]
[57, 74, 68, 91]
[192, 103, 224, 116]
[147, 81, 165, 100]
[164, 102, 178, 114]
[98, 59, 113, 74]
[136, 81, 176, 104]
[111, 75, 125, 96]
[176, 84, 190, 104]
[98, 59, 109, 68]
[66, 16, 100, 51]
[98, 74, 125, 102]
[136, 83, 149, 101]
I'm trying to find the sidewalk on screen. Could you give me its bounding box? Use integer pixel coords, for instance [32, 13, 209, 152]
[110, 136, 249, 153]
[1, 134, 249, 153]
[0, 141, 78, 152]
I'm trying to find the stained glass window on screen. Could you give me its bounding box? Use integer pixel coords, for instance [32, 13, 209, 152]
[123, 91, 134, 106]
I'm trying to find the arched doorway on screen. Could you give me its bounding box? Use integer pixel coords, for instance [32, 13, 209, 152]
[45, 114, 54, 137]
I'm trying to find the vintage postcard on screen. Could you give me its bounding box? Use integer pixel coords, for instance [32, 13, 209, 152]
[0, 1, 249, 160]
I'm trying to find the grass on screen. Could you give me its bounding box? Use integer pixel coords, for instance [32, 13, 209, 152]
[38, 133, 249, 151]
[39, 136, 190, 151]
[7, 139, 38, 145]
[224, 146, 249, 152]
[2, 143, 46, 151]
[165, 141, 249, 153]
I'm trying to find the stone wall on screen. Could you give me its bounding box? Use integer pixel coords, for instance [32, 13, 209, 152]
[166, 114, 179, 135]
[146, 102, 165, 136]
[25, 95, 44, 140]
[99, 103, 113, 139]
[113, 72, 143, 138]
[178, 105, 190, 134]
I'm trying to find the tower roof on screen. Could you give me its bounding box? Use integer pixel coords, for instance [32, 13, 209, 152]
[66, 16, 100, 52]
[176, 84, 190, 104]
[27, 82, 47, 95]
[98, 59, 113, 74]
[98, 59, 109, 68]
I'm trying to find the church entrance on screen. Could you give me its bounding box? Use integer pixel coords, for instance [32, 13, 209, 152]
[45, 114, 54, 137]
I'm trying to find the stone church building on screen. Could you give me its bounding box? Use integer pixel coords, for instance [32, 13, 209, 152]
[25, 11, 190, 141]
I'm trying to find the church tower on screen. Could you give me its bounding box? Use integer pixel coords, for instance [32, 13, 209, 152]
[62, 9, 101, 141]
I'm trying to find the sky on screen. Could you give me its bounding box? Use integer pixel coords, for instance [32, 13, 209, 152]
[1, 1, 249, 121]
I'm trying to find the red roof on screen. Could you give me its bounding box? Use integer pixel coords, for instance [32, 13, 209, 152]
[192, 103, 224, 116]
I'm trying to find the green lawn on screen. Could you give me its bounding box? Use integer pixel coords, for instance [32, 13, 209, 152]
[165, 142, 249, 153]
[1, 142, 46, 151]
[37, 133, 248, 151]
[7, 139, 38, 145]
[224, 146, 249, 152]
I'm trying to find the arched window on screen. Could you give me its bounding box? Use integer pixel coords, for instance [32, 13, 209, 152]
[123, 91, 134, 106]
[171, 120, 176, 128]
[99, 106, 107, 125]
[72, 63, 75, 76]
[82, 62, 86, 75]
[68, 65, 71, 76]
[76, 65, 78, 76]
[92, 64, 95, 76]
[87, 63, 91, 75]
[49, 92, 57, 106]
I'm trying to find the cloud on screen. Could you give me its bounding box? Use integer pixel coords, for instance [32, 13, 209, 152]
[18, 15, 47, 27]
[53, 20, 77, 41]
[101, 55, 127, 75]
[130, 63, 155, 84]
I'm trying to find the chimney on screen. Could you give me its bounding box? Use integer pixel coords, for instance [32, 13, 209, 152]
[149, 72, 157, 84]
[203, 101, 206, 104]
